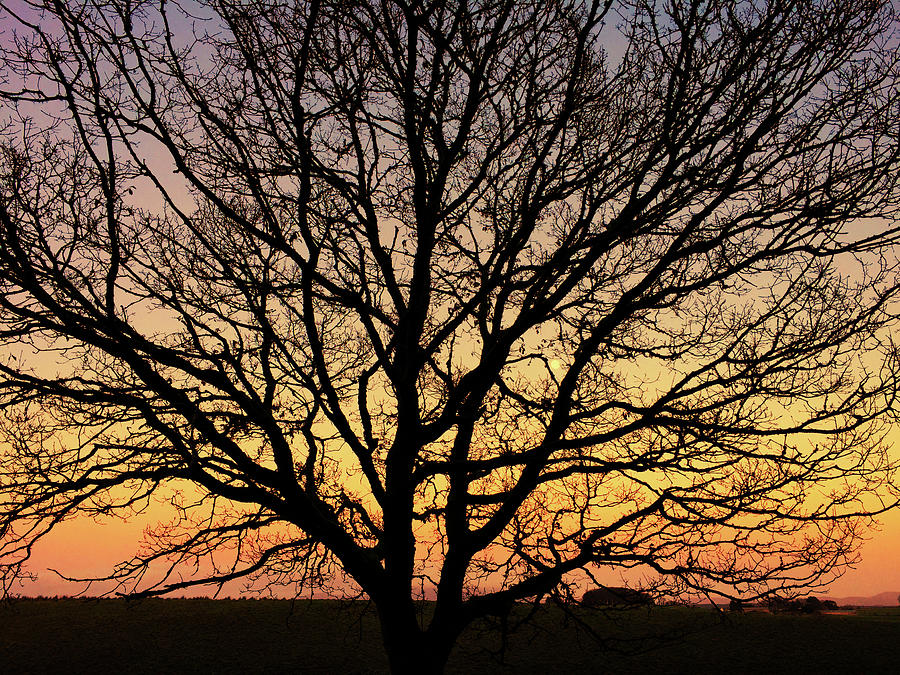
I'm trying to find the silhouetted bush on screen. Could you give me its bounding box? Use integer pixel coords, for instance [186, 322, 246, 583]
[766, 596, 828, 613]
[802, 597, 822, 613]
[582, 587, 654, 607]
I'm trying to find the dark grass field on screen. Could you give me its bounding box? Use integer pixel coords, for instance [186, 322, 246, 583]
[1, 598, 898, 673]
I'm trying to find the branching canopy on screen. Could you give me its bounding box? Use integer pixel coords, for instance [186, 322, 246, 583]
[1, 0, 900, 670]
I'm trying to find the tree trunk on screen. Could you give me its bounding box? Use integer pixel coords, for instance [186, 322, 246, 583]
[377, 604, 456, 675]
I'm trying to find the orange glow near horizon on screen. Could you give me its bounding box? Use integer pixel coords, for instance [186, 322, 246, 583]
[13, 492, 900, 601]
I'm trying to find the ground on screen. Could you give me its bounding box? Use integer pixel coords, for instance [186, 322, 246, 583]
[1, 598, 898, 673]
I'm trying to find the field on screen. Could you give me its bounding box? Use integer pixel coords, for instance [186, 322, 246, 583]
[1, 598, 898, 673]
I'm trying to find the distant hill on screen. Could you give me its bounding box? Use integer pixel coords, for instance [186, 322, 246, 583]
[824, 591, 900, 607]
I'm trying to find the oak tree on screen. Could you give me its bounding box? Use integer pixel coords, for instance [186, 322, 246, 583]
[2, 0, 900, 671]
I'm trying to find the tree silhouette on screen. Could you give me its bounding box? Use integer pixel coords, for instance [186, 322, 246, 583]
[1, 0, 900, 671]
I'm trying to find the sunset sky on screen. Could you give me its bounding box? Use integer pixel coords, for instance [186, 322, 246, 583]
[3, 0, 899, 628]
[18, 491, 900, 600]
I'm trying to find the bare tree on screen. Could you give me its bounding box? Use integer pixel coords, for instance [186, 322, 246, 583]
[1, 0, 899, 671]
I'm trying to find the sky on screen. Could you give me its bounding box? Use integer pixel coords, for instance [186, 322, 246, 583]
[3, 0, 899, 606]
[15, 495, 900, 600]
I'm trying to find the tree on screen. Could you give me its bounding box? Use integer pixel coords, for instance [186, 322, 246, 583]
[802, 596, 823, 613]
[1, 0, 899, 671]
